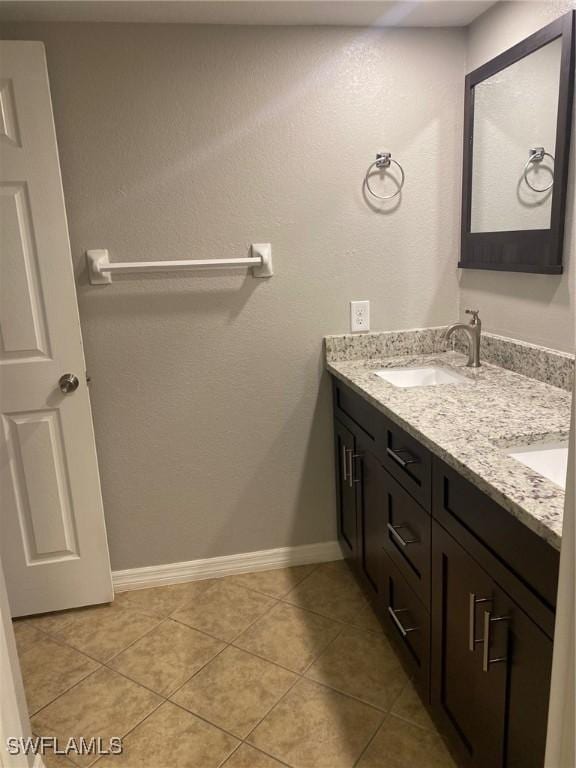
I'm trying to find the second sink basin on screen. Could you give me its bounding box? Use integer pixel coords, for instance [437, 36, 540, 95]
[374, 366, 470, 388]
[503, 440, 569, 490]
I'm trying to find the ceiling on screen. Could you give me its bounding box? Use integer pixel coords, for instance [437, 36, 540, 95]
[0, 1, 497, 27]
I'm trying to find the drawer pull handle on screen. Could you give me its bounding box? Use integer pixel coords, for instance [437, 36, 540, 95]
[468, 593, 491, 652]
[482, 610, 509, 672]
[387, 606, 418, 637]
[387, 523, 418, 547]
[387, 447, 419, 469]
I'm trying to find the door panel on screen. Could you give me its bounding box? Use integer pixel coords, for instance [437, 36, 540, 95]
[499, 590, 553, 768]
[431, 521, 505, 767]
[3, 410, 79, 562]
[0, 182, 50, 360]
[0, 41, 112, 616]
[334, 419, 357, 560]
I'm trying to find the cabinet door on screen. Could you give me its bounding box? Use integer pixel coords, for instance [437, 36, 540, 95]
[431, 521, 506, 767]
[496, 591, 553, 768]
[334, 420, 358, 560]
[356, 445, 386, 600]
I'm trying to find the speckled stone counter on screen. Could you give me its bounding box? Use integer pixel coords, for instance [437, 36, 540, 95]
[324, 333, 573, 551]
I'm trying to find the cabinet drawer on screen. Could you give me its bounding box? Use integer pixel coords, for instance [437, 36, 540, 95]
[382, 419, 431, 510]
[380, 554, 430, 695]
[382, 470, 431, 606]
[333, 379, 378, 441]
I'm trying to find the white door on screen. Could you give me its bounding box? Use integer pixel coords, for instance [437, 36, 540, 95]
[0, 41, 113, 617]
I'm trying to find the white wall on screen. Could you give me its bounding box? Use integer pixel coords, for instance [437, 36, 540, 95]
[0, 22, 464, 569]
[461, 0, 576, 351]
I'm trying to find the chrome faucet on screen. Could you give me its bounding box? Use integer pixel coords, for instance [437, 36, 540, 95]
[444, 309, 482, 367]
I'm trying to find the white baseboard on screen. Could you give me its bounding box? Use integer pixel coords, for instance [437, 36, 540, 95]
[112, 541, 342, 592]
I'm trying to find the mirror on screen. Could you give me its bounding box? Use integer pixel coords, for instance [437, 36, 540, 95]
[471, 37, 562, 233]
[460, 12, 574, 274]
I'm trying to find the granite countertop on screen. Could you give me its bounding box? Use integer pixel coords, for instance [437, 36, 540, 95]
[325, 346, 572, 550]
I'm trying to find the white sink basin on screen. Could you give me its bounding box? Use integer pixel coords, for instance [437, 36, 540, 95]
[374, 366, 469, 388]
[503, 440, 569, 490]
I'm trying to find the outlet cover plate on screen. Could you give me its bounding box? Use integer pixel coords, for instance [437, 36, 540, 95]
[350, 300, 370, 333]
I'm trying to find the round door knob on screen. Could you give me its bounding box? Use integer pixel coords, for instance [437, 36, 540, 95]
[58, 373, 79, 393]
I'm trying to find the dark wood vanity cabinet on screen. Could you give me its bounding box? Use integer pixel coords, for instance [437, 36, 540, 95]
[331, 378, 558, 768]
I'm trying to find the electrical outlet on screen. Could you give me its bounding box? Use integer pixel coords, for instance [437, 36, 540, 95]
[350, 300, 370, 333]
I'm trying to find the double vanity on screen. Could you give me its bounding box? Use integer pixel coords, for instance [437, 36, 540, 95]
[325, 325, 573, 768]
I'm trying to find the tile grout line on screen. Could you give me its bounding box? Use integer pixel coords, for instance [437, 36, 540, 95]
[386, 709, 442, 735]
[240, 620, 351, 748]
[102, 615, 168, 664]
[217, 741, 243, 768]
[17, 604, 166, 667]
[352, 711, 391, 768]
[168, 697, 247, 743]
[236, 741, 294, 768]
[216, 561, 324, 601]
[277, 593, 385, 636]
[242, 663, 305, 749]
[30, 663, 104, 722]
[230, 610, 348, 675]
[164, 587, 292, 702]
[167, 583, 281, 643]
[89, 694, 167, 767]
[298, 623, 406, 712]
[164, 637, 232, 701]
[27, 661, 102, 720]
[240, 620, 348, 747]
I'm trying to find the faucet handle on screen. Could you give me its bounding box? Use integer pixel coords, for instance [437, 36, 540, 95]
[465, 309, 480, 324]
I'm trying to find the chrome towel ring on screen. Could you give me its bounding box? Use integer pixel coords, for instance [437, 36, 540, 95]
[523, 147, 555, 193]
[365, 152, 405, 200]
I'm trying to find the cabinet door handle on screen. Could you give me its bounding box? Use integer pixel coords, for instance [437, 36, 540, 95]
[351, 453, 363, 484]
[387, 523, 418, 547]
[386, 447, 419, 468]
[387, 606, 418, 636]
[468, 593, 491, 652]
[342, 445, 348, 483]
[482, 609, 509, 672]
[347, 448, 353, 488]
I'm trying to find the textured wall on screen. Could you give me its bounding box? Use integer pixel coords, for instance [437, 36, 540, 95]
[461, 0, 576, 351]
[0, 22, 464, 569]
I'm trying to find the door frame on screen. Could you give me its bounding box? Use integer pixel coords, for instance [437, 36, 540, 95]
[0, 554, 42, 768]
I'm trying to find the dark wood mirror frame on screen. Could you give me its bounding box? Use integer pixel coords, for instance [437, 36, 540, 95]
[459, 11, 575, 275]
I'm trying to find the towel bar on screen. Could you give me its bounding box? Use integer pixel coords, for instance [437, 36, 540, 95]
[86, 244, 273, 285]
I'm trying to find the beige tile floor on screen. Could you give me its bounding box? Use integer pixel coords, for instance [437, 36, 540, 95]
[13, 561, 456, 768]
